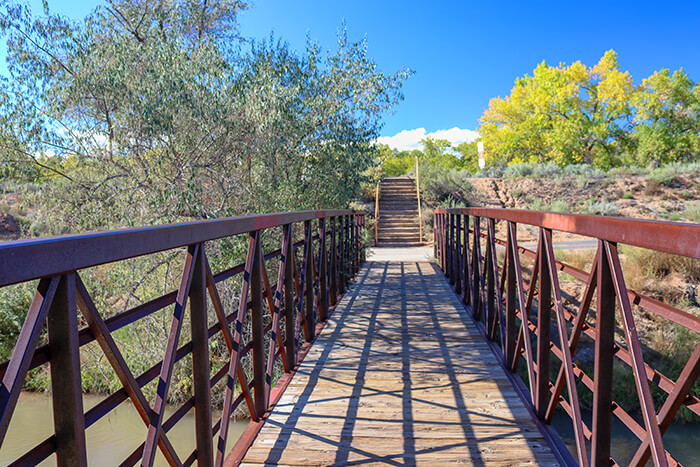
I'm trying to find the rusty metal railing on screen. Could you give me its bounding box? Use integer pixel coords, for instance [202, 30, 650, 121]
[374, 181, 380, 245]
[415, 156, 423, 243]
[435, 208, 700, 466]
[0, 210, 365, 466]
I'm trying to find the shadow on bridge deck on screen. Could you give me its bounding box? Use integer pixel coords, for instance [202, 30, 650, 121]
[239, 259, 559, 466]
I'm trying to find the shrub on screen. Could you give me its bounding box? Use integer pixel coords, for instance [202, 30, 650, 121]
[474, 166, 504, 178]
[646, 162, 700, 187]
[527, 198, 545, 211]
[621, 246, 700, 284]
[608, 166, 644, 176]
[503, 163, 533, 178]
[548, 199, 570, 213]
[583, 200, 619, 216]
[563, 164, 605, 178]
[420, 165, 472, 205]
[623, 192, 633, 199]
[532, 162, 563, 178]
[527, 198, 569, 213]
[685, 201, 700, 223]
[644, 179, 662, 196]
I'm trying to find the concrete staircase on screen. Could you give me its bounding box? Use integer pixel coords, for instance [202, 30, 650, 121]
[376, 177, 422, 247]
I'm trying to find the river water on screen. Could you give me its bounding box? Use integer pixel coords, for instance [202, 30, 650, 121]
[552, 411, 700, 465]
[4, 393, 699, 465]
[0, 392, 248, 466]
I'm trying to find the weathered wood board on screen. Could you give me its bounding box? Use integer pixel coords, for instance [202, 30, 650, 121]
[240, 260, 559, 466]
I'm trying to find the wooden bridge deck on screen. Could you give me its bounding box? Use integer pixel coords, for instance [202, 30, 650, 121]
[240, 259, 559, 466]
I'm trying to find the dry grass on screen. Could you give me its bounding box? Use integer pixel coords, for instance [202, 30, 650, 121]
[555, 249, 594, 273]
[622, 246, 699, 280]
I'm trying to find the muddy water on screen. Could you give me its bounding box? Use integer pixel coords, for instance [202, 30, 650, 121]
[552, 411, 700, 465]
[0, 392, 248, 466]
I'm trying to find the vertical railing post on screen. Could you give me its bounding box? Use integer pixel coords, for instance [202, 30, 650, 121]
[318, 218, 329, 322]
[453, 214, 459, 285]
[592, 240, 615, 465]
[189, 244, 214, 464]
[440, 213, 446, 272]
[505, 222, 517, 370]
[439, 213, 445, 270]
[434, 212, 439, 261]
[352, 214, 358, 275]
[445, 214, 454, 284]
[472, 217, 482, 321]
[535, 228, 551, 419]
[48, 272, 87, 467]
[450, 214, 457, 285]
[250, 232, 266, 419]
[338, 215, 346, 295]
[303, 220, 315, 341]
[485, 223, 495, 340]
[283, 224, 296, 368]
[462, 215, 471, 306]
[455, 214, 462, 296]
[329, 217, 338, 306]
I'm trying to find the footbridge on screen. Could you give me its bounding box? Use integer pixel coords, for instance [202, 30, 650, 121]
[0, 208, 698, 466]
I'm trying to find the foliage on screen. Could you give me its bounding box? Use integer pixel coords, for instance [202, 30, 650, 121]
[376, 137, 474, 179]
[0, 1, 410, 231]
[419, 164, 472, 205]
[685, 201, 700, 223]
[376, 143, 418, 177]
[527, 198, 569, 213]
[583, 199, 619, 216]
[0, 0, 410, 401]
[631, 68, 700, 166]
[646, 161, 700, 186]
[478, 50, 700, 169]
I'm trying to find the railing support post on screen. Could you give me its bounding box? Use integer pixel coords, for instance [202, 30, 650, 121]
[471, 217, 482, 321]
[592, 240, 615, 465]
[462, 215, 471, 306]
[303, 220, 315, 341]
[250, 232, 266, 419]
[318, 218, 329, 322]
[505, 222, 517, 370]
[338, 216, 346, 295]
[485, 225, 496, 340]
[189, 243, 214, 464]
[455, 214, 462, 295]
[535, 228, 551, 419]
[283, 224, 296, 368]
[48, 273, 87, 467]
[329, 217, 338, 307]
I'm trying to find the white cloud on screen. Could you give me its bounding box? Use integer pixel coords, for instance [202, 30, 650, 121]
[377, 127, 479, 151]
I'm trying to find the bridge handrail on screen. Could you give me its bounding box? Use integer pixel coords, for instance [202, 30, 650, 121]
[0, 209, 366, 466]
[437, 207, 699, 258]
[434, 207, 699, 467]
[0, 209, 355, 288]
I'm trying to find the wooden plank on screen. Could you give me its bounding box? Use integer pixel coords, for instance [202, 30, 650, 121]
[239, 260, 559, 466]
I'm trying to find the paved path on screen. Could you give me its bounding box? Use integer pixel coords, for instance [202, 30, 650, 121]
[240, 258, 559, 466]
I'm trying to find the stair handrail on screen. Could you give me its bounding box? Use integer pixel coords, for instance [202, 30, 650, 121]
[415, 156, 423, 243]
[374, 180, 380, 244]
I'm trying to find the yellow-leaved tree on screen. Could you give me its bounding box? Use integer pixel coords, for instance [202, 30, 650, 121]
[479, 50, 635, 169]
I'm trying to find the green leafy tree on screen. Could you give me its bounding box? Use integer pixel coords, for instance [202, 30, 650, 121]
[375, 143, 416, 177]
[0, 1, 410, 231]
[454, 140, 478, 172]
[630, 68, 700, 165]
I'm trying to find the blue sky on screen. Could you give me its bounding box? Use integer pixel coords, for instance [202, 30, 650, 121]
[3, 1, 700, 149]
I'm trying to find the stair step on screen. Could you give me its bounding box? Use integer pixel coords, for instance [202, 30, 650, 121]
[375, 242, 424, 247]
[379, 217, 418, 227]
[378, 228, 420, 233]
